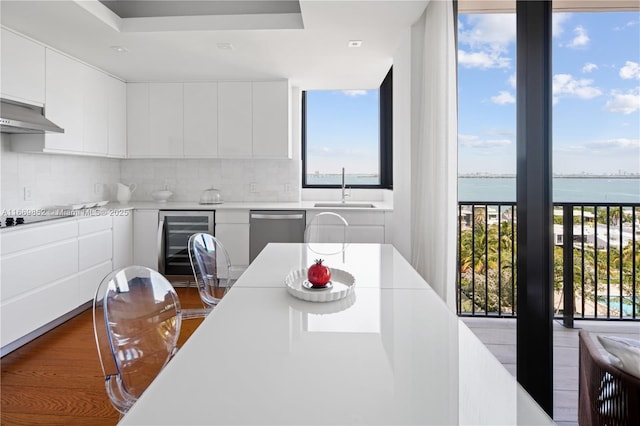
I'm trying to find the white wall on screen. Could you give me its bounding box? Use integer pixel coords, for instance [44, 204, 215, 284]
[391, 28, 414, 260]
[0, 134, 120, 210]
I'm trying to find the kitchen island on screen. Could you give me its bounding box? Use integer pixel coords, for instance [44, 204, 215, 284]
[119, 243, 553, 425]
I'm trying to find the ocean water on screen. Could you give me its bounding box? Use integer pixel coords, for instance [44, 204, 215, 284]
[458, 177, 640, 203]
[307, 174, 640, 203]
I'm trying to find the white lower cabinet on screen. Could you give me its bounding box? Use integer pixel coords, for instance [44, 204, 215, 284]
[77, 261, 113, 308]
[0, 215, 114, 353]
[306, 210, 386, 244]
[113, 212, 134, 269]
[133, 209, 159, 270]
[215, 210, 250, 278]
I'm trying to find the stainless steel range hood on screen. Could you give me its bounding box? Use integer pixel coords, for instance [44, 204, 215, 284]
[0, 99, 64, 134]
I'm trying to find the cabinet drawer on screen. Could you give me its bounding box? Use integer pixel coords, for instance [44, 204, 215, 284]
[78, 215, 112, 235]
[1, 239, 78, 301]
[78, 229, 112, 270]
[215, 224, 250, 266]
[216, 210, 249, 224]
[1, 274, 78, 348]
[77, 261, 112, 305]
[1, 220, 77, 255]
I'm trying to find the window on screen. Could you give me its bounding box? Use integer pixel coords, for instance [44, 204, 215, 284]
[302, 67, 393, 188]
[457, 10, 639, 202]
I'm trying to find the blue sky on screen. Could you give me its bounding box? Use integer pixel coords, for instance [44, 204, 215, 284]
[305, 90, 379, 175]
[458, 11, 640, 175]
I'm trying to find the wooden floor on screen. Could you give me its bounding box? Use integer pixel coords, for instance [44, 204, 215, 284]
[462, 317, 640, 426]
[1, 287, 205, 426]
[2, 291, 638, 425]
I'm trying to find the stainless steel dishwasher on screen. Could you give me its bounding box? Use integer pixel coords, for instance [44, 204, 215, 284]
[249, 210, 306, 262]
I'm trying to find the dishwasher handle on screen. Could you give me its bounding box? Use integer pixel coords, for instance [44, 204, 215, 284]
[250, 213, 305, 220]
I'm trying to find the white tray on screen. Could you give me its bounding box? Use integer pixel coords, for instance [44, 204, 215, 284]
[285, 268, 355, 303]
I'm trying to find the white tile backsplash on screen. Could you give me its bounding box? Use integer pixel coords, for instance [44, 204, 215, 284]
[121, 158, 301, 202]
[1, 134, 300, 210]
[1, 135, 120, 211]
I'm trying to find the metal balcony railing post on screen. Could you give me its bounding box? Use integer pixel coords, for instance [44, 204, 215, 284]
[562, 204, 574, 328]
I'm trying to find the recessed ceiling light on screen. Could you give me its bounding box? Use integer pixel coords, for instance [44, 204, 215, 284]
[110, 46, 129, 53]
[348, 40, 363, 48]
[217, 42, 234, 50]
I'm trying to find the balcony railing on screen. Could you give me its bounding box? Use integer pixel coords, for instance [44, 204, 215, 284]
[456, 202, 639, 323]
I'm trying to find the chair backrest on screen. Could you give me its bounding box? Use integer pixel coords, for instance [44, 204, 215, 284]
[578, 330, 640, 426]
[188, 232, 232, 309]
[305, 212, 350, 255]
[93, 265, 182, 414]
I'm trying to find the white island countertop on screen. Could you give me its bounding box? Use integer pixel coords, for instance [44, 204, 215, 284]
[119, 243, 552, 425]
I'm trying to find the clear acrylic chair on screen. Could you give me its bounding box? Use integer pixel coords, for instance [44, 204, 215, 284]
[93, 265, 182, 415]
[186, 233, 233, 317]
[305, 211, 350, 255]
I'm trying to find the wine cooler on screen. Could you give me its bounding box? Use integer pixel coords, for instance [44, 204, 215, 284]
[158, 210, 214, 282]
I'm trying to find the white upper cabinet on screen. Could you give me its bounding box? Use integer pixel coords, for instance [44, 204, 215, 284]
[218, 81, 253, 158]
[0, 29, 45, 105]
[150, 83, 184, 157]
[127, 82, 184, 157]
[184, 82, 218, 157]
[126, 83, 150, 157]
[108, 77, 127, 158]
[82, 65, 109, 155]
[126, 80, 290, 159]
[11, 48, 126, 158]
[252, 81, 291, 159]
[42, 49, 85, 152]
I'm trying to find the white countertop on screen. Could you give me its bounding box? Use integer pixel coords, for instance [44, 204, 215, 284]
[119, 243, 553, 425]
[105, 200, 394, 211]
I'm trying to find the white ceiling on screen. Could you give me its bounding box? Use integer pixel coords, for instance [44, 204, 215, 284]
[0, 0, 430, 89]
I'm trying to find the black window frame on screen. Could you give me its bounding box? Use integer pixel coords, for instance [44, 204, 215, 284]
[302, 66, 393, 189]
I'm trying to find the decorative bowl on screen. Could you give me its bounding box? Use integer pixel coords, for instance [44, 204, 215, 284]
[151, 190, 173, 202]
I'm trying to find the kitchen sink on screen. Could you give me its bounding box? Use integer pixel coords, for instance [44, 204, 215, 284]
[313, 202, 376, 208]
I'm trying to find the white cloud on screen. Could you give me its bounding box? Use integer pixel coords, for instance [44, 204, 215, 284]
[582, 63, 598, 73]
[619, 61, 640, 80]
[458, 49, 510, 69]
[458, 14, 515, 48]
[490, 91, 515, 105]
[553, 74, 602, 100]
[566, 25, 590, 48]
[614, 19, 639, 31]
[552, 13, 572, 38]
[508, 73, 516, 88]
[341, 90, 367, 97]
[459, 134, 511, 148]
[458, 14, 514, 70]
[589, 138, 640, 150]
[605, 88, 640, 114]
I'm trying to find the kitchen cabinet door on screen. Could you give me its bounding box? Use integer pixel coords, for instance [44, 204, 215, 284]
[133, 209, 159, 270]
[252, 81, 291, 159]
[0, 28, 45, 105]
[42, 49, 84, 152]
[215, 223, 249, 278]
[149, 83, 184, 157]
[82, 65, 109, 155]
[184, 82, 218, 157]
[113, 212, 133, 269]
[306, 211, 386, 244]
[218, 82, 252, 158]
[126, 83, 150, 157]
[108, 77, 127, 158]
